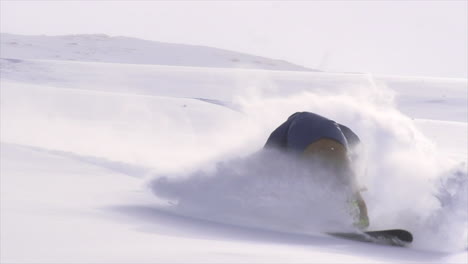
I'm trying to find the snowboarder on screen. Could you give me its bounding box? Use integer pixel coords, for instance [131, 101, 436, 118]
[264, 112, 369, 229]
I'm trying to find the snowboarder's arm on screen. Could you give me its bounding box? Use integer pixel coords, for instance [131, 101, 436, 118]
[264, 113, 300, 150]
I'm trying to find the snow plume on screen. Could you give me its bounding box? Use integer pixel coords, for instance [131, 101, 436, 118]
[150, 76, 467, 252]
[420, 164, 468, 251]
[150, 150, 355, 234]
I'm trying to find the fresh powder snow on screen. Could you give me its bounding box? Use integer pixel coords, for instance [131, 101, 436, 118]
[1, 34, 467, 263]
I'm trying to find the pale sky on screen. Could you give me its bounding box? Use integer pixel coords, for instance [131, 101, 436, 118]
[1, 1, 467, 78]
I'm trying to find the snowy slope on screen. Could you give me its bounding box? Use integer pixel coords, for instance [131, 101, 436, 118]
[1, 33, 314, 71]
[1, 34, 467, 263]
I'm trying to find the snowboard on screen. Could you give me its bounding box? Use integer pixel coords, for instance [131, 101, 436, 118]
[327, 229, 413, 247]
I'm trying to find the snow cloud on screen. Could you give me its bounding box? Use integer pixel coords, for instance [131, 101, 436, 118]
[149, 75, 467, 252]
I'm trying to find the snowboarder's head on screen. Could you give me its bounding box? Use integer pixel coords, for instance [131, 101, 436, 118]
[302, 138, 352, 184]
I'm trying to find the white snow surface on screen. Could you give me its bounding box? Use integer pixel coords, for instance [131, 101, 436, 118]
[1, 33, 313, 71]
[1, 34, 467, 263]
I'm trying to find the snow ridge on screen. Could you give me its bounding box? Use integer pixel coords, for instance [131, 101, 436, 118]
[0, 33, 315, 71]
